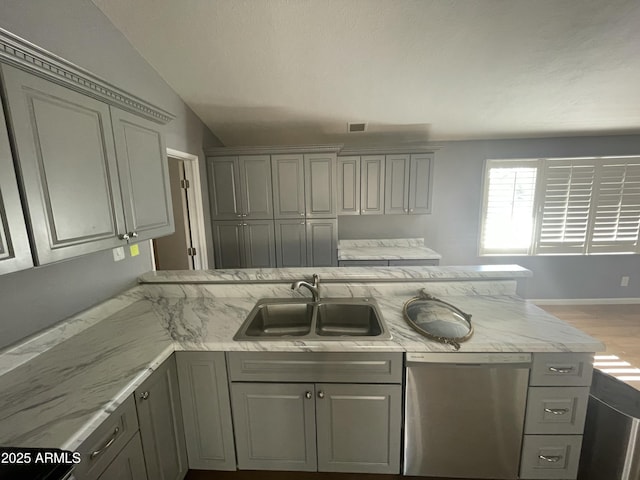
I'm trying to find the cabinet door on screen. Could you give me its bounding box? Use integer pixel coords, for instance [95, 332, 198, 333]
[316, 384, 401, 474]
[176, 352, 236, 471]
[384, 154, 410, 214]
[97, 434, 148, 480]
[275, 219, 307, 267]
[110, 107, 173, 240]
[360, 155, 385, 215]
[212, 221, 244, 268]
[306, 219, 337, 267]
[231, 383, 317, 471]
[408, 153, 433, 214]
[304, 153, 336, 218]
[0, 64, 126, 264]
[239, 155, 273, 219]
[337, 156, 360, 215]
[135, 356, 188, 480]
[242, 220, 276, 268]
[207, 156, 242, 220]
[0, 93, 32, 275]
[272, 154, 305, 218]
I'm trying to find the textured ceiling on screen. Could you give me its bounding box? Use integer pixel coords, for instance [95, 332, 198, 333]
[93, 0, 640, 146]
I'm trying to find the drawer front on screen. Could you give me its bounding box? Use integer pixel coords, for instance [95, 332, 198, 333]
[520, 435, 582, 479]
[73, 396, 139, 480]
[227, 352, 402, 384]
[525, 387, 589, 434]
[530, 353, 594, 386]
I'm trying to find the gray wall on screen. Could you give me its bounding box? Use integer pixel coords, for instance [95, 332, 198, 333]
[0, 0, 221, 349]
[339, 134, 640, 299]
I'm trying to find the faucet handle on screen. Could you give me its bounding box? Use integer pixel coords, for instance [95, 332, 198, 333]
[312, 273, 320, 287]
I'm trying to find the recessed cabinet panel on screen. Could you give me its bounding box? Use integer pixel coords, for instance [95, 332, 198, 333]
[97, 433, 148, 480]
[243, 220, 276, 268]
[337, 156, 360, 215]
[0, 94, 32, 274]
[239, 155, 273, 219]
[212, 221, 244, 269]
[0, 64, 125, 264]
[272, 154, 305, 218]
[408, 154, 432, 214]
[304, 153, 336, 218]
[208, 157, 241, 219]
[384, 154, 410, 214]
[231, 383, 317, 471]
[275, 219, 307, 267]
[360, 155, 385, 215]
[111, 107, 173, 239]
[306, 219, 337, 267]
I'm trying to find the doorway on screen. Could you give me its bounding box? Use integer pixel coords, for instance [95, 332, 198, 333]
[152, 149, 209, 270]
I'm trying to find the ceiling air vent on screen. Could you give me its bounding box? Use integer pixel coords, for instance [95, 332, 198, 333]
[347, 122, 367, 133]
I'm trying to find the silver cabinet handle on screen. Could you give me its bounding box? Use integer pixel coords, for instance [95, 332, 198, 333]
[548, 366, 575, 373]
[300, 212, 305, 216]
[90, 427, 120, 459]
[544, 407, 569, 415]
[129, 232, 138, 238]
[139, 391, 150, 400]
[318, 391, 325, 399]
[300, 222, 305, 225]
[538, 454, 562, 463]
[404, 209, 408, 213]
[118, 233, 130, 241]
[242, 223, 248, 226]
[305, 391, 312, 399]
[236, 214, 243, 218]
[409, 208, 414, 213]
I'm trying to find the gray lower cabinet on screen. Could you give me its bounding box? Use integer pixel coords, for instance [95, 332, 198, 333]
[134, 355, 188, 480]
[176, 352, 236, 471]
[272, 154, 305, 218]
[339, 259, 440, 267]
[213, 220, 276, 268]
[0, 92, 32, 275]
[97, 433, 148, 480]
[275, 219, 307, 267]
[306, 219, 337, 267]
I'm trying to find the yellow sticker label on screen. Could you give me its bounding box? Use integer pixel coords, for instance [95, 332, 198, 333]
[130, 244, 140, 257]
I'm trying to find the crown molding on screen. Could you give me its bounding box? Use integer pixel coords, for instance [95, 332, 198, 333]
[205, 144, 344, 156]
[338, 144, 442, 155]
[0, 28, 174, 124]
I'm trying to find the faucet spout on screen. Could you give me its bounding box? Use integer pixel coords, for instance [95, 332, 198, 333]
[291, 274, 320, 302]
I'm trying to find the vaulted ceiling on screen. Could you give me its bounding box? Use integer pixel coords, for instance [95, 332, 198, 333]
[92, 0, 640, 146]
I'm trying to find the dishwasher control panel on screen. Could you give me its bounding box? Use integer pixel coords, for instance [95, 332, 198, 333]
[406, 352, 532, 364]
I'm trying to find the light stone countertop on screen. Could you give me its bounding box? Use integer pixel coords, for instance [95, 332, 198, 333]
[337, 238, 442, 261]
[0, 266, 603, 453]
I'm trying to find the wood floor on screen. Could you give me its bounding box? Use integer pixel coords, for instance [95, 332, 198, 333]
[186, 304, 640, 480]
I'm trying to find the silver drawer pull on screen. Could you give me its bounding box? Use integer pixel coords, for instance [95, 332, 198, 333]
[544, 407, 569, 415]
[90, 426, 120, 459]
[539, 454, 563, 463]
[548, 366, 574, 373]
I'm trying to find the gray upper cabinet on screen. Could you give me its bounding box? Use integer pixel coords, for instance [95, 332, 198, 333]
[0, 93, 32, 275]
[337, 156, 360, 215]
[304, 153, 336, 218]
[315, 383, 401, 474]
[176, 352, 236, 471]
[208, 155, 273, 220]
[384, 154, 410, 214]
[134, 355, 188, 480]
[0, 64, 126, 264]
[275, 219, 307, 268]
[306, 219, 337, 267]
[111, 107, 174, 240]
[272, 154, 305, 219]
[360, 155, 385, 215]
[231, 382, 318, 472]
[408, 153, 433, 214]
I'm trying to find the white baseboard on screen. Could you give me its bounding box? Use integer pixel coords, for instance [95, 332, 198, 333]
[530, 297, 640, 306]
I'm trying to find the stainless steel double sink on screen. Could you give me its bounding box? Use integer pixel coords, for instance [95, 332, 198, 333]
[233, 297, 391, 341]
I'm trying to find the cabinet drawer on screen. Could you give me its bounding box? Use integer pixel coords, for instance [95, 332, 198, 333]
[520, 435, 582, 479]
[524, 387, 589, 434]
[530, 353, 594, 386]
[73, 396, 139, 480]
[227, 352, 402, 384]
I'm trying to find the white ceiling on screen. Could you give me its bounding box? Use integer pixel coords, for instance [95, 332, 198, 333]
[93, 0, 640, 146]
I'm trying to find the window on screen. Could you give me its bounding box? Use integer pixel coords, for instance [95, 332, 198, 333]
[480, 156, 640, 255]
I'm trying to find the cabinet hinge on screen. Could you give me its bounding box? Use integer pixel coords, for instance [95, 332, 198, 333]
[187, 247, 197, 256]
[180, 179, 190, 189]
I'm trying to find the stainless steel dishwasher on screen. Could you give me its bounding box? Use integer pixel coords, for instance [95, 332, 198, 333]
[403, 352, 531, 479]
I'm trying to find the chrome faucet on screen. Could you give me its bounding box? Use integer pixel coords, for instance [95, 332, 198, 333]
[291, 274, 320, 302]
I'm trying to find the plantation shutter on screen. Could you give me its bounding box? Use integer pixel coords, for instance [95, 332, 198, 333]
[535, 159, 596, 254]
[480, 160, 538, 254]
[589, 158, 640, 253]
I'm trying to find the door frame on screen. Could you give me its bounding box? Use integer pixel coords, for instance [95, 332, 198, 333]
[150, 148, 209, 270]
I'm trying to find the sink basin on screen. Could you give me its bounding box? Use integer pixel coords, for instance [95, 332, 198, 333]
[234, 298, 391, 341]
